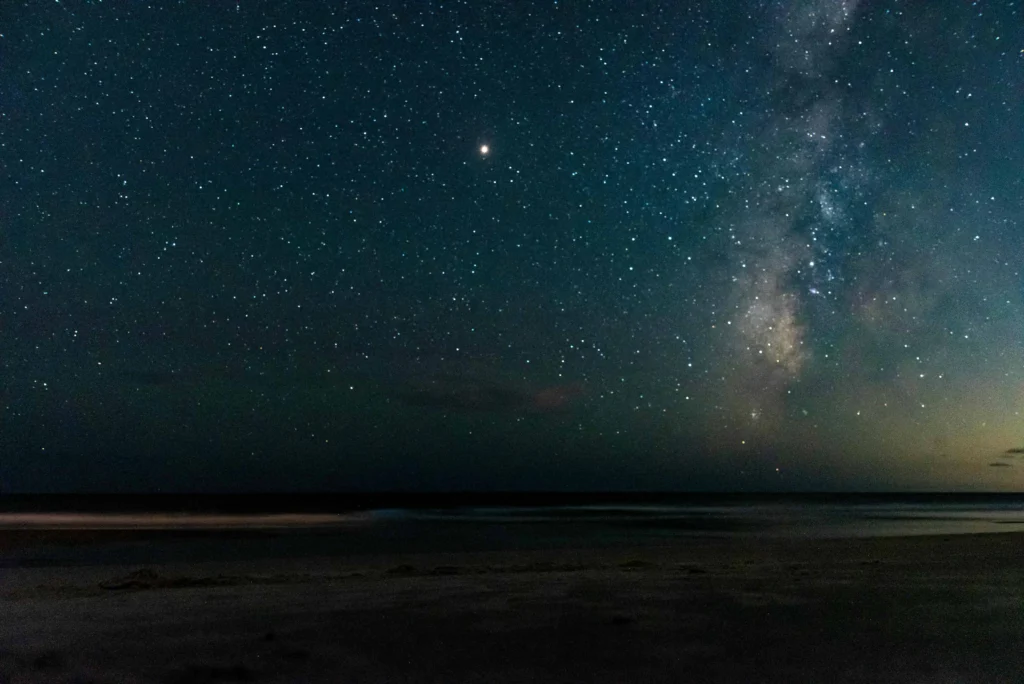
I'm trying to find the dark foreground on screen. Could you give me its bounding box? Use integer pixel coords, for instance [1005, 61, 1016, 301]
[2, 532, 1023, 683]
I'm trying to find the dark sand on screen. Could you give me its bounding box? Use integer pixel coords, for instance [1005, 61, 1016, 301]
[2, 532, 1023, 683]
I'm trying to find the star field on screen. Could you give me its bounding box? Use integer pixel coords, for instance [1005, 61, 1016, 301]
[1, 1, 1022, 491]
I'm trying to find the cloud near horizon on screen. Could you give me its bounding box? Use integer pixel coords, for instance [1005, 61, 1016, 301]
[398, 378, 582, 414]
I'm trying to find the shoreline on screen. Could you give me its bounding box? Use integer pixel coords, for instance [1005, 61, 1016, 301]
[2, 517, 1023, 553]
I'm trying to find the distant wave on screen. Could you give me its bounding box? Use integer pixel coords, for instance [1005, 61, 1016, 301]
[0, 512, 370, 530]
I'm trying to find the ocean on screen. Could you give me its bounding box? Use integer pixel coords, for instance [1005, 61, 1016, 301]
[1, 493, 1022, 567]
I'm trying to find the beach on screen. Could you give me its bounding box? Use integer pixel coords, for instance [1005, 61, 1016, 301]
[2, 530, 1023, 683]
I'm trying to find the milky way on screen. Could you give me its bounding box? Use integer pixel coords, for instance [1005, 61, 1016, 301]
[708, 0, 869, 424]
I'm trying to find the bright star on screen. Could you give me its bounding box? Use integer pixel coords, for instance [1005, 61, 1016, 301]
[479, 144, 489, 155]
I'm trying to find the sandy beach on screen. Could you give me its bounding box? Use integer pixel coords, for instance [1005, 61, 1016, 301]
[2, 530, 1023, 683]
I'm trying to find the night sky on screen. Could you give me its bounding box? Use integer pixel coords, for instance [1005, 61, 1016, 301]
[1, 1, 1022, 492]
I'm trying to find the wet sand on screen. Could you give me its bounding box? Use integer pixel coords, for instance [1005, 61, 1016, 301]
[2, 532, 1023, 683]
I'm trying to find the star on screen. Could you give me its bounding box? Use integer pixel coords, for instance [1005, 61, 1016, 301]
[479, 144, 489, 155]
